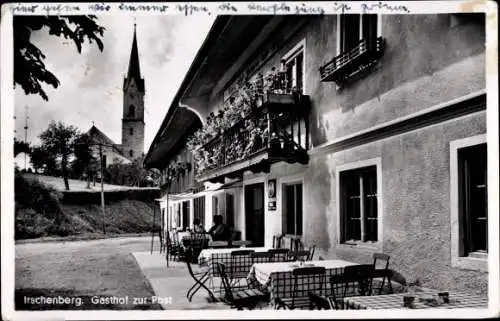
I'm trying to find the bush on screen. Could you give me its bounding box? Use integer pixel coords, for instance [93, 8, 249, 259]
[15, 173, 76, 239]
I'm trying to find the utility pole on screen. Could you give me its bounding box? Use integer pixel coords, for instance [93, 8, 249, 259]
[99, 143, 106, 235]
[73, 137, 112, 236]
[24, 105, 29, 170]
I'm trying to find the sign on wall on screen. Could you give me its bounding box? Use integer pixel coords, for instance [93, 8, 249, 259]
[268, 179, 277, 211]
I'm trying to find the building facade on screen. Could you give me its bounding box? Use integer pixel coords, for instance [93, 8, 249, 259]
[145, 14, 487, 293]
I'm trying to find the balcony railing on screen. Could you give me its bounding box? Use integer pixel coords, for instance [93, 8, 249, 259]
[196, 93, 310, 182]
[319, 37, 385, 84]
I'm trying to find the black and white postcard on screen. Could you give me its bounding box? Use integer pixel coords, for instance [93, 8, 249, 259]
[1, 1, 498, 320]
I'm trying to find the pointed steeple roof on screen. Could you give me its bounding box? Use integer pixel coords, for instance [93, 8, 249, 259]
[124, 23, 145, 92]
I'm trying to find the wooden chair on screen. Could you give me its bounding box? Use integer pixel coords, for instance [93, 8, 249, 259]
[217, 262, 270, 310]
[275, 266, 327, 310]
[232, 240, 252, 248]
[287, 250, 310, 262]
[208, 240, 229, 248]
[268, 248, 289, 262]
[372, 253, 390, 294]
[308, 291, 331, 310]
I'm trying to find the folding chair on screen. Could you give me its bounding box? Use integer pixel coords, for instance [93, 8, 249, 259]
[217, 262, 270, 310]
[372, 253, 390, 294]
[329, 272, 362, 310]
[251, 251, 274, 264]
[167, 232, 183, 261]
[185, 250, 216, 302]
[275, 266, 327, 310]
[287, 250, 310, 262]
[308, 291, 331, 310]
[230, 250, 255, 288]
[268, 248, 289, 262]
[343, 264, 375, 296]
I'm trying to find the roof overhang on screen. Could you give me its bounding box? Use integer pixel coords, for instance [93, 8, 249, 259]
[144, 106, 202, 169]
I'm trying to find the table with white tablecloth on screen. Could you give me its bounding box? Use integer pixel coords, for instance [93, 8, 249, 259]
[247, 259, 360, 302]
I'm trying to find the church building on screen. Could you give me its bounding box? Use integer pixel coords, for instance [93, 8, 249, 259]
[87, 23, 146, 167]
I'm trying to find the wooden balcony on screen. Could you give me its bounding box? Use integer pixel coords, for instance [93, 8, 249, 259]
[196, 93, 310, 183]
[319, 37, 385, 84]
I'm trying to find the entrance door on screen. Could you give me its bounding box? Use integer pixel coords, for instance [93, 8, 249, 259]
[245, 183, 265, 247]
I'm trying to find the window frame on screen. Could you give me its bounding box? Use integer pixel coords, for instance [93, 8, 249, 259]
[450, 134, 488, 271]
[128, 104, 135, 118]
[336, 158, 383, 251]
[282, 39, 306, 95]
[278, 174, 304, 238]
[282, 182, 303, 236]
[336, 14, 382, 56]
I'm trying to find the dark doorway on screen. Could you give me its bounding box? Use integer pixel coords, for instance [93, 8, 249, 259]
[245, 183, 265, 247]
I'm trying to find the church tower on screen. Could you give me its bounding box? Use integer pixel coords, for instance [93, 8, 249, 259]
[122, 23, 145, 160]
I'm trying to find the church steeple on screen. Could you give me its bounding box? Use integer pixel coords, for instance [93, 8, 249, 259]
[122, 21, 145, 160]
[124, 22, 144, 93]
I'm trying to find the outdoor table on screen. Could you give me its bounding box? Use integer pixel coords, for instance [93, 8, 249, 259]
[198, 246, 272, 276]
[247, 259, 360, 302]
[198, 246, 272, 295]
[342, 289, 488, 310]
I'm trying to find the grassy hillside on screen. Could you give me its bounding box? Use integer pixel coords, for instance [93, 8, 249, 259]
[22, 173, 155, 192]
[15, 173, 161, 240]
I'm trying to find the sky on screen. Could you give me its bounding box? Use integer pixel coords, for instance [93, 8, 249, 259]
[14, 14, 215, 161]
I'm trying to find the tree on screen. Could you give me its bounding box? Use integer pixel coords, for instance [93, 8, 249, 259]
[30, 145, 57, 174]
[14, 138, 30, 157]
[39, 121, 80, 190]
[71, 133, 97, 180]
[13, 15, 105, 101]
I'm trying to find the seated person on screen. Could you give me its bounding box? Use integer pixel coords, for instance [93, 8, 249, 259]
[192, 218, 205, 234]
[208, 215, 230, 242]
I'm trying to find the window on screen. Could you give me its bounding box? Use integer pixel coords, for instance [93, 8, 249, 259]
[283, 42, 305, 94]
[338, 14, 378, 54]
[102, 155, 107, 169]
[128, 105, 135, 117]
[458, 143, 487, 256]
[340, 166, 378, 243]
[193, 196, 205, 227]
[282, 183, 303, 235]
[212, 195, 219, 217]
[284, 51, 304, 93]
[129, 150, 133, 158]
[129, 128, 134, 135]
